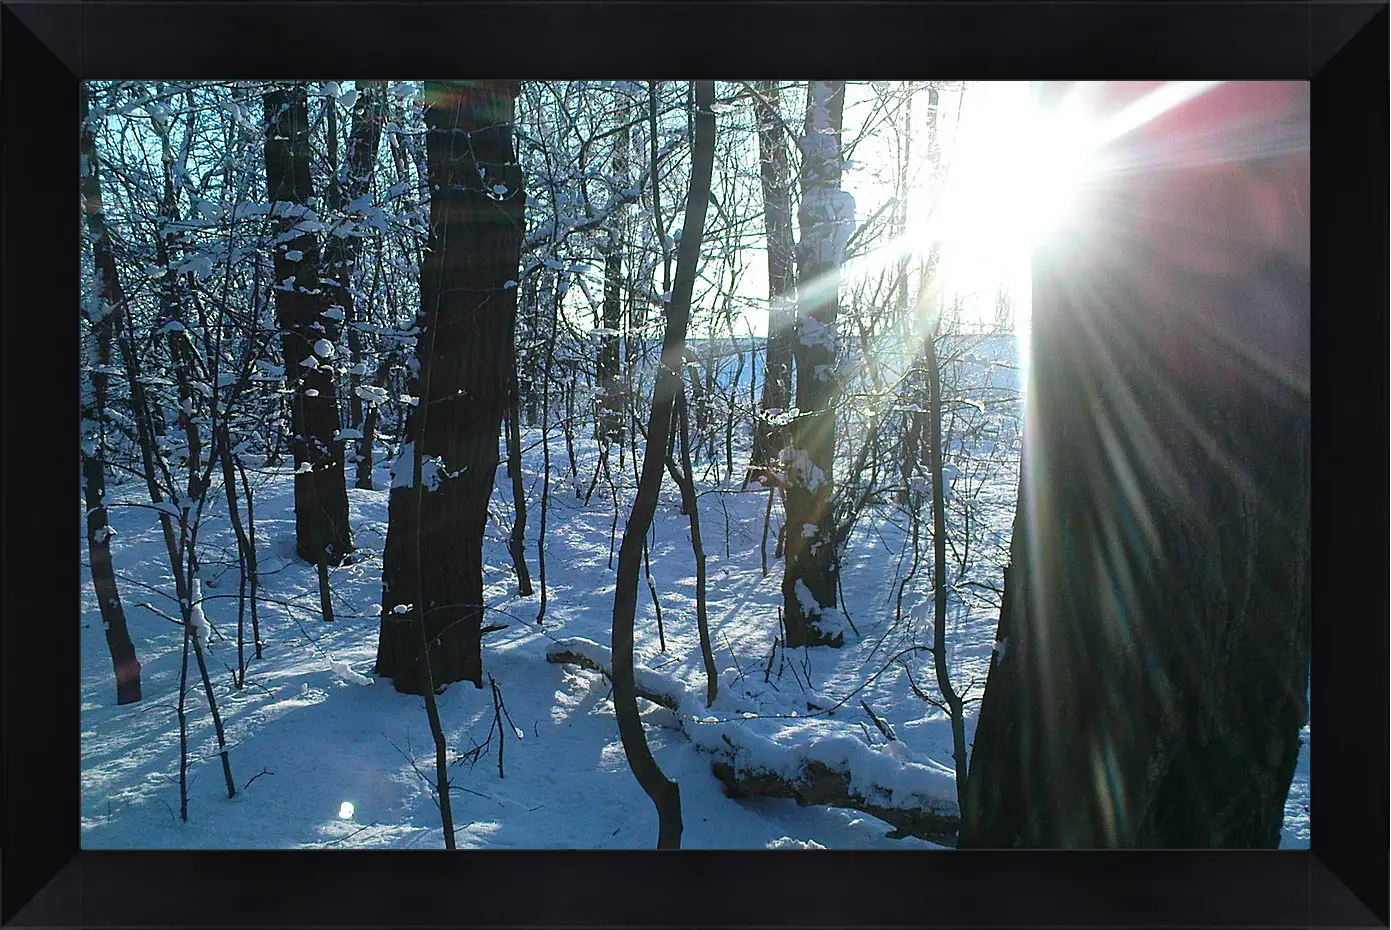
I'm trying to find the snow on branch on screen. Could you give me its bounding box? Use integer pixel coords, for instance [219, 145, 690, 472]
[521, 134, 682, 255]
[545, 637, 961, 844]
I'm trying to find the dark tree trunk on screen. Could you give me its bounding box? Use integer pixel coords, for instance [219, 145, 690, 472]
[669, 389, 717, 707]
[216, 424, 255, 684]
[961, 82, 1310, 848]
[597, 117, 629, 443]
[321, 82, 386, 477]
[235, 456, 263, 660]
[925, 327, 969, 810]
[355, 354, 394, 490]
[263, 84, 352, 567]
[80, 84, 141, 705]
[782, 81, 851, 648]
[148, 101, 204, 502]
[611, 79, 717, 849]
[376, 81, 525, 695]
[520, 268, 541, 426]
[505, 371, 534, 597]
[749, 81, 797, 478]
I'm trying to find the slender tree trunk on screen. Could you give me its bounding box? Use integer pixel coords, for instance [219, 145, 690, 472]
[234, 455, 263, 659]
[80, 84, 141, 705]
[505, 374, 534, 597]
[177, 626, 191, 820]
[597, 116, 629, 442]
[537, 271, 559, 624]
[521, 272, 541, 427]
[961, 81, 1310, 848]
[149, 109, 205, 504]
[925, 326, 968, 810]
[672, 389, 718, 707]
[562, 381, 579, 493]
[782, 81, 852, 648]
[323, 82, 386, 474]
[376, 81, 526, 694]
[611, 80, 717, 849]
[749, 81, 797, 478]
[355, 354, 394, 489]
[215, 426, 254, 683]
[263, 84, 352, 567]
[190, 624, 237, 800]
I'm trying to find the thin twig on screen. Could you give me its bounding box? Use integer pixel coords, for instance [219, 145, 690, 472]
[860, 700, 897, 742]
[243, 768, 274, 790]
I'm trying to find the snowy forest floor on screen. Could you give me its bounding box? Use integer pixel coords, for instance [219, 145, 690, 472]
[80, 424, 1310, 849]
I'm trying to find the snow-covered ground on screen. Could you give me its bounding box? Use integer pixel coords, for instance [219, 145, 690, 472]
[79, 350, 1309, 849]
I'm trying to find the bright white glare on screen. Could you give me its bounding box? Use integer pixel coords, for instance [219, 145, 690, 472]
[338, 801, 355, 819]
[750, 82, 1230, 335]
[929, 86, 1098, 255]
[903, 81, 1226, 308]
[1093, 81, 1223, 153]
[1017, 104, 1094, 239]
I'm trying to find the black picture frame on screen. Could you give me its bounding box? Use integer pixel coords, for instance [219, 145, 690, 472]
[5, 2, 1385, 926]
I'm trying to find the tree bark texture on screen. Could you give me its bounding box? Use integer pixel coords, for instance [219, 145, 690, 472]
[376, 81, 525, 694]
[354, 353, 394, 490]
[610, 80, 717, 849]
[783, 81, 852, 648]
[80, 83, 142, 705]
[672, 390, 717, 707]
[926, 327, 969, 809]
[319, 81, 386, 476]
[751, 80, 797, 475]
[961, 81, 1310, 848]
[263, 85, 353, 566]
[505, 369, 534, 597]
[597, 113, 629, 443]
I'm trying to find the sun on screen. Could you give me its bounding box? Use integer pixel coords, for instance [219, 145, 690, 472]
[855, 82, 1231, 332]
[1015, 102, 1096, 241]
[893, 83, 1101, 316]
[934, 84, 1097, 257]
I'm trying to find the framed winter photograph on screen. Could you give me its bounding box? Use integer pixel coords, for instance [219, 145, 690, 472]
[3, 0, 1385, 927]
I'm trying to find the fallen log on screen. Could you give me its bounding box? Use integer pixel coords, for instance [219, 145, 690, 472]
[548, 645, 679, 711]
[546, 638, 961, 846]
[709, 754, 959, 846]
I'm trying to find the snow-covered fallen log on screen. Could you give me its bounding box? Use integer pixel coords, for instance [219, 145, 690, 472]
[546, 643, 681, 712]
[545, 637, 961, 845]
[708, 756, 959, 846]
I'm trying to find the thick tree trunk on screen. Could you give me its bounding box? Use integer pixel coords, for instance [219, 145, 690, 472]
[376, 81, 525, 694]
[961, 82, 1310, 848]
[750, 79, 797, 477]
[264, 84, 352, 567]
[610, 80, 717, 849]
[782, 81, 852, 648]
[80, 84, 141, 705]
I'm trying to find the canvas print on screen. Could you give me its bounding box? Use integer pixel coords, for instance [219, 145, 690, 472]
[80, 80, 1309, 849]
